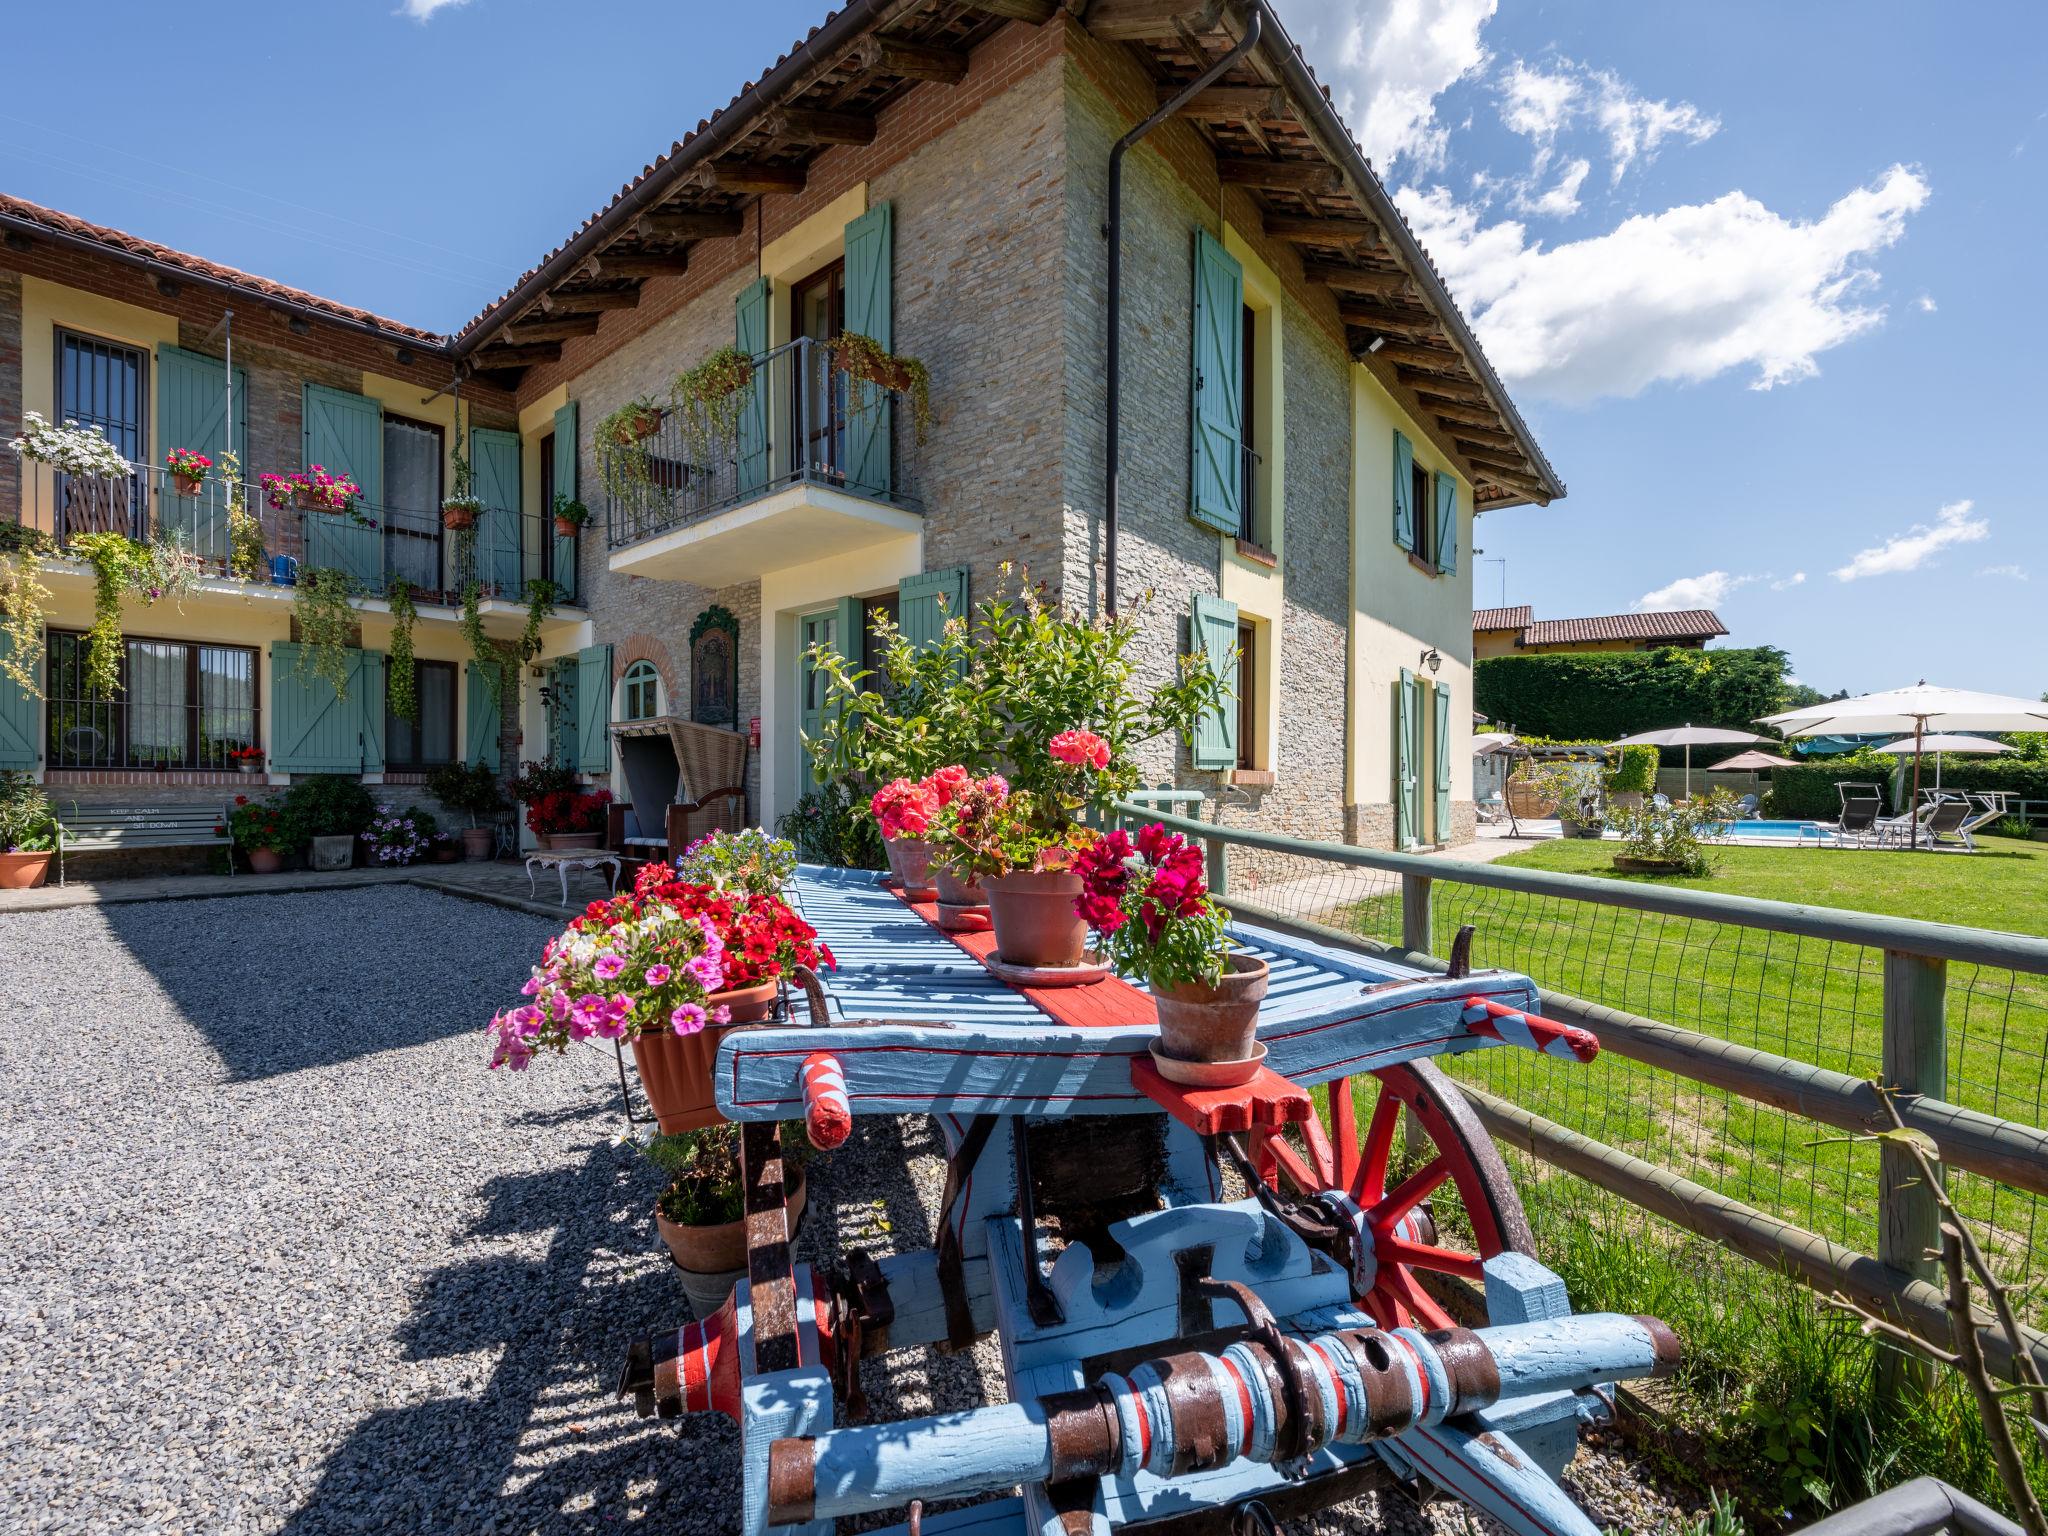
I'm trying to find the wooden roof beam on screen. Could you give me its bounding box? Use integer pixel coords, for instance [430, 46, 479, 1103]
[702, 161, 807, 196]
[1400, 370, 1488, 403]
[1265, 215, 1382, 246]
[1371, 341, 1463, 371]
[541, 288, 641, 313]
[1086, 0, 1222, 40]
[953, 0, 1060, 20]
[1452, 425, 1520, 452]
[1338, 303, 1436, 338]
[766, 108, 877, 146]
[501, 313, 603, 344]
[1421, 398, 1503, 429]
[581, 252, 691, 281]
[471, 341, 562, 368]
[1301, 261, 1410, 298]
[635, 209, 746, 242]
[1163, 84, 1286, 121]
[855, 35, 968, 83]
[1218, 158, 1344, 194]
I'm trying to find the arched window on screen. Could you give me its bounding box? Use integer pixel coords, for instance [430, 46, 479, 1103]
[621, 660, 661, 722]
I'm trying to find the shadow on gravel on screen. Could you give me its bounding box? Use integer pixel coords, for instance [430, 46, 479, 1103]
[92, 887, 550, 1083]
[275, 1139, 743, 1534]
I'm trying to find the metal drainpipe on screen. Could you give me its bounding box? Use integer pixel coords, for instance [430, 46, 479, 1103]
[1102, 8, 1262, 618]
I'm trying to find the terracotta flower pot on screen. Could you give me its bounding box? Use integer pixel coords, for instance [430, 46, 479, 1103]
[933, 865, 986, 908]
[245, 847, 285, 874]
[630, 982, 775, 1134]
[461, 827, 496, 861]
[884, 835, 937, 899]
[1152, 954, 1270, 1070]
[553, 516, 581, 538]
[442, 506, 477, 531]
[432, 841, 460, 864]
[0, 849, 53, 890]
[657, 1163, 806, 1315]
[984, 869, 1089, 968]
[171, 472, 204, 497]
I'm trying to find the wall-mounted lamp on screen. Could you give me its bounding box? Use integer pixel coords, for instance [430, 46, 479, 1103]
[1420, 646, 1443, 675]
[1353, 333, 1388, 362]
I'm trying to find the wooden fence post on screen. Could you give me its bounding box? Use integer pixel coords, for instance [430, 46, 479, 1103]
[1878, 948, 1947, 1400]
[1205, 829, 1228, 901]
[1401, 873, 1433, 957]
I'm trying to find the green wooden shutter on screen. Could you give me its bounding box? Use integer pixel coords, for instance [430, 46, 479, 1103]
[834, 595, 865, 672]
[270, 641, 378, 772]
[156, 344, 247, 558]
[464, 661, 502, 770]
[1190, 229, 1245, 535]
[1392, 430, 1415, 552]
[471, 427, 523, 597]
[1434, 679, 1453, 817]
[1435, 473, 1458, 575]
[843, 201, 895, 498]
[1396, 668, 1418, 848]
[897, 565, 968, 652]
[735, 277, 772, 494]
[576, 644, 612, 774]
[1190, 593, 1239, 770]
[303, 384, 382, 507]
[0, 632, 39, 768]
[551, 401, 578, 604]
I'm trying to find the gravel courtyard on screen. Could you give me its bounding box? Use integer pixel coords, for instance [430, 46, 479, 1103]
[0, 884, 1688, 1535]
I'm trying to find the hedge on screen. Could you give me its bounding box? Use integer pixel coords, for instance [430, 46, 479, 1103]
[1473, 646, 1790, 743]
[1607, 744, 1659, 794]
[1765, 756, 2048, 819]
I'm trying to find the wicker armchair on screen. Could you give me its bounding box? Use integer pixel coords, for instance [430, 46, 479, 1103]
[607, 716, 750, 870]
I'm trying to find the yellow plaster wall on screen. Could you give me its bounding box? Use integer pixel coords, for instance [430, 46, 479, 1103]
[758, 528, 921, 825]
[1345, 365, 1475, 815]
[20, 276, 181, 434]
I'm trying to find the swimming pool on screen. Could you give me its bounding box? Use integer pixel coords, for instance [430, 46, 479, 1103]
[1710, 819, 1835, 843]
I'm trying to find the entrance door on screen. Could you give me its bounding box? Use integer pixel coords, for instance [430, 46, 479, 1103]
[796, 606, 841, 795]
[792, 262, 847, 481]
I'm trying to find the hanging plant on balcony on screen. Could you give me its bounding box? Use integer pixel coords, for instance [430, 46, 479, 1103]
[667, 348, 753, 466]
[551, 493, 591, 539]
[292, 566, 359, 702]
[0, 527, 53, 700]
[164, 448, 212, 496]
[68, 533, 142, 700]
[594, 396, 666, 503]
[443, 412, 483, 530]
[460, 579, 509, 703]
[517, 578, 558, 664]
[829, 332, 932, 445]
[262, 468, 373, 528]
[8, 412, 131, 478]
[221, 452, 265, 582]
[388, 578, 419, 725]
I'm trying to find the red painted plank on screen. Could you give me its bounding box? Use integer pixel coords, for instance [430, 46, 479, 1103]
[901, 894, 1156, 1030]
[1129, 1056, 1315, 1137]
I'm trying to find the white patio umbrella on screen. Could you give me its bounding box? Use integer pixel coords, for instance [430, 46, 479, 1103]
[1610, 724, 1773, 798]
[1871, 732, 2011, 793]
[1762, 683, 2048, 840]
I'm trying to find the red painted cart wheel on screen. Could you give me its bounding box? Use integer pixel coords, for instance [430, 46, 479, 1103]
[1249, 1058, 1535, 1330]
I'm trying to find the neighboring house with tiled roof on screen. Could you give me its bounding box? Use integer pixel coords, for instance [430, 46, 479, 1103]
[2, 0, 1568, 865]
[1473, 605, 1727, 659]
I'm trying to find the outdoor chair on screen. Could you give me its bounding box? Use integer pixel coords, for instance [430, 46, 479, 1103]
[1946, 795, 2005, 852]
[1651, 792, 1671, 812]
[1822, 785, 1884, 848]
[1875, 799, 1946, 850]
[1731, 794, 1759, 819]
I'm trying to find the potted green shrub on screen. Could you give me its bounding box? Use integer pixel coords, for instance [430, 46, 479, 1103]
[595, 397, 665, 502]
[552, 493, 591, 539]
[1605, 744, 1658, 811]
[1609, 789, 1738, 876]
[426, 760, 508, 861]
[285, 774, 375, 871]
[0, 771, 58, 889]
[226, 793, 302, 875]
[643, 1126, 808, 1318]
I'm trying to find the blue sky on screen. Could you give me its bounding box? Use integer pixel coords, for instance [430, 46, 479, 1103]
[7, 1, 2043, 695]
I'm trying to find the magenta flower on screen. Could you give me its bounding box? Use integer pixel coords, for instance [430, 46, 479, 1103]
[670, 1002, 708, 1036]
[644, 963, 673, 986]
[593, 952, 627, 981]
[520, 975, 542, 997]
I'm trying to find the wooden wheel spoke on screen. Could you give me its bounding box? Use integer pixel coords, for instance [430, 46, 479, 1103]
[1328, 1077, 1360, 1191]
[1366, 1155, 1449, 1229]
[1258, 1127, 1324, 1195]
[1298, 1104, 1336, 1190]
[1352, 1083, 1403, 1205]
[1376, 1236, 1484, 1282]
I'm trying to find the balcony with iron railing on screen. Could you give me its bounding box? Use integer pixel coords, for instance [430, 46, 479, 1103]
[4, 456, 581, 609]
[605, 335, 925, 588]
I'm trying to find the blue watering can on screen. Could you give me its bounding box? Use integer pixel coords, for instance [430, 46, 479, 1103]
[269, 555, 299, 586]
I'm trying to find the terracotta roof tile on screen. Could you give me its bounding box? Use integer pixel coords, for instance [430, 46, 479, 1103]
[1521, 610, 1728, 647]
[0, 192, 447, 346]
[1473, 605, 1533, 632]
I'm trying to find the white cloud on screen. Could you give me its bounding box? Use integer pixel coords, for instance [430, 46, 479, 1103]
[1916, 294, 1938, 312]
[1395, 165, 1930, 402]
[1272, 0, 1495, 172]
[1771, 572, 1807, 590]
[1832, 500, 1989, 581]
[1590, 68, 1719, 182]
[399, 0, 468, 18]
[1978, 564, 2029, 581]
[1634, 570, 1755, 611]
[1495, 56, 1716, 190]
[1511, 157, 1590, 218]
[1499, 60, 1580, 148]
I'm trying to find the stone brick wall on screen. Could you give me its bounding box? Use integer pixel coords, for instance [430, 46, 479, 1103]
[0, 269, 20, 526]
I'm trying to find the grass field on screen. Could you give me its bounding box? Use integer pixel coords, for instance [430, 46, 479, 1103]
[1293, 832, 2048, 1520]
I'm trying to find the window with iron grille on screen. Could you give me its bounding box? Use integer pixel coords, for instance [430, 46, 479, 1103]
[55, 329, 148, 545]
[386, 659, 456, 769]
[46, 631, 258, 770]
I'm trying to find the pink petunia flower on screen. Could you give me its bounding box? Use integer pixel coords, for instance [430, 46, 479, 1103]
[593, 952, 627, 981]
[644, 963, 673, 985]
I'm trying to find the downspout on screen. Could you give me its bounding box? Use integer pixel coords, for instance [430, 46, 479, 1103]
[1102, 9, 1261, 618]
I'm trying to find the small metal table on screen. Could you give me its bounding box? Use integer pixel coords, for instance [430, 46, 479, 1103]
[523, 848, 623, 907]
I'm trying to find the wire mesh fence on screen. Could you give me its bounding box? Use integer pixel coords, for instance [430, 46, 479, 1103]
[1215, 835, 2048, 1322]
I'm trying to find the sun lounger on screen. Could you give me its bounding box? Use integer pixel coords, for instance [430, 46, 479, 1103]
[1821, 784, 1884, 847]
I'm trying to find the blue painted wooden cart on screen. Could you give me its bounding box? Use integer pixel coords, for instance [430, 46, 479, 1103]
[620, 867, 1677, 1536]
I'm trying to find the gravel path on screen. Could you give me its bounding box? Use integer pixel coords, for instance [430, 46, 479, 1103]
[0, 885, 1699, 1535]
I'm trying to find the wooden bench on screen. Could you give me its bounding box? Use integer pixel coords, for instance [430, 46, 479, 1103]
[58, 802, 237, 884]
